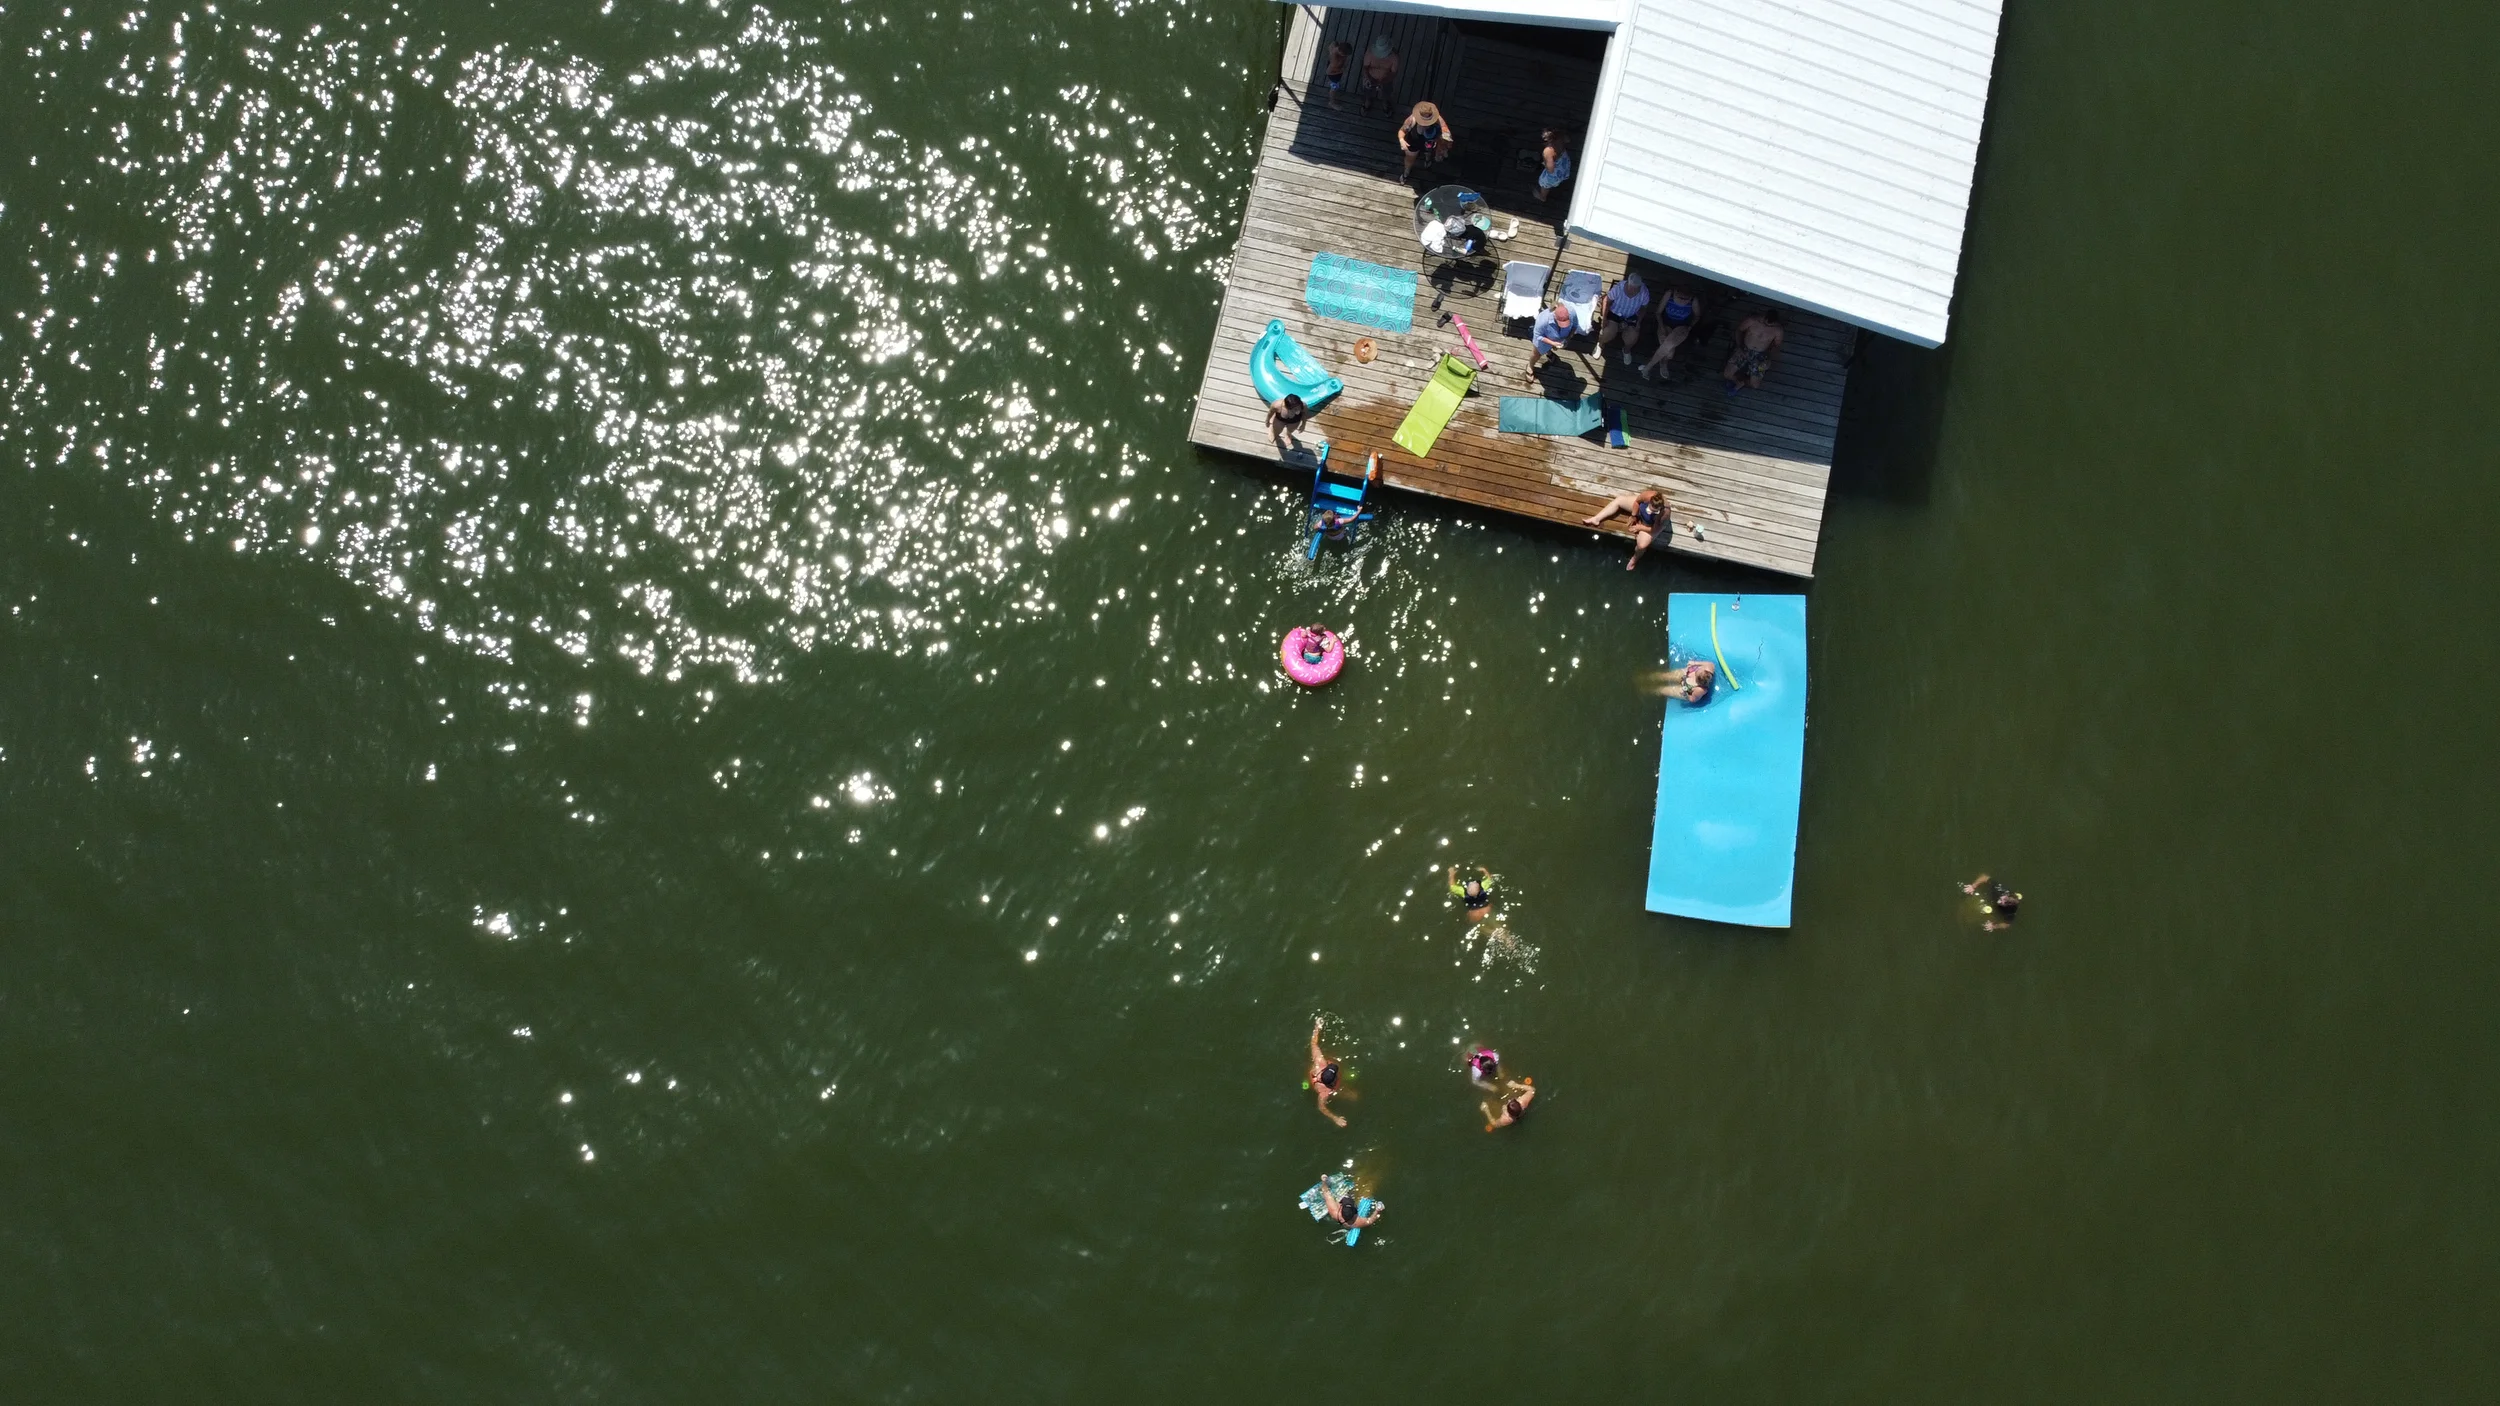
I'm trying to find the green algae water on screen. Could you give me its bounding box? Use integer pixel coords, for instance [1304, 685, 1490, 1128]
[5, 0, 2498, 1399]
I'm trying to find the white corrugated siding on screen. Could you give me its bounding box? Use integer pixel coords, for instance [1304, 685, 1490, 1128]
[1569, 0, 2003, 346]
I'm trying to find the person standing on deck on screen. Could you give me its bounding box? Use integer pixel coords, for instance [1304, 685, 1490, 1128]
[1324, 40, 1352, 109]
[1524, 300, 1575, 382]
[1358, 36, 1400, 113]
[1397, 101, 1453, 179]
[1722, 307, 1785, 392]
[1595, 272, 1650, 364]
[1637, 285, 1705, 381]
[1534, 128, 1575, 202]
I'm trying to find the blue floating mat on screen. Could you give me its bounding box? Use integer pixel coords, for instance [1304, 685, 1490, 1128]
[1305, 253, 1417, 333]
[1497, 394, 1604, 436]
[1645, 594, 1808, 928]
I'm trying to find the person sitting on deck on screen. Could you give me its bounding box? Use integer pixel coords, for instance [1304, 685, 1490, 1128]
[1534, 128, 1575, 202]
[1595, 272, 1650, 363]
[1525, 301, 1576, 382]
[1581, 487, 1671, 570]
[1358, 36, 1400, 113]
[1961, 874, 2023, 931]
[1483, 1078, 1537, 1131]
[1398, 101, 1453, 179]
[1308, 1017, 1349, 1127]
[1722, 307, 1785, 392]
[1267, 393, 1309, 452]
[1324, 40, 1352, 109]
[1659, 659, 1717, 704]
[1638, 285, 1705, 381]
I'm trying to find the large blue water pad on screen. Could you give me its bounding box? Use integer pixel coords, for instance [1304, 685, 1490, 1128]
[1646, 593, 1809, 928]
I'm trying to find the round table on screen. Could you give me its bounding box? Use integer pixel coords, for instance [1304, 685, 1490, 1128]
[1412, 184, 1492, 260]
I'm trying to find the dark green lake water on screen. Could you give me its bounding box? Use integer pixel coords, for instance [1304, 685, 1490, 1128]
[5, 0, 2497, 1399]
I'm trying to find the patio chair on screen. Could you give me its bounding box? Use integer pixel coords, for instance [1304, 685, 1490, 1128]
[1499, 260, 1549, 323]
[1558, 270, 1604, 336]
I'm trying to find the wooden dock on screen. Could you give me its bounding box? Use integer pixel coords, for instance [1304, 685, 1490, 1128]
[1186, 6, 1852, 578]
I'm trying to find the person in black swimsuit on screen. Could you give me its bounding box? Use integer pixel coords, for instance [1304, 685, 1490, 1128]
[1582, 487, 1673, 570]
[1307, 1017, 1348, 1127]
[1398, 101, 1453, 179]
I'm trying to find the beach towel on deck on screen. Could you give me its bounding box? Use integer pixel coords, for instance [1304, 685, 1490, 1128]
[1305, 254, 1417, 333]
[1391, 354, 1478, 458]
[1497, 394, 1604, 436]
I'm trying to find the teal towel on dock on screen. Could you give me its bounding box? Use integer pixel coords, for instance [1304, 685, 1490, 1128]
[1498, 394, 1606, 436]
[1305, 254, 1417, 333]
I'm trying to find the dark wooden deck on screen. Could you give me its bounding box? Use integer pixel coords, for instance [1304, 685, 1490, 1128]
[1186, 6, 1852, 577]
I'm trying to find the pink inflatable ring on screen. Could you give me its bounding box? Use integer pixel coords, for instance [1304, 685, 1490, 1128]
[1281, 627, 1344, 687]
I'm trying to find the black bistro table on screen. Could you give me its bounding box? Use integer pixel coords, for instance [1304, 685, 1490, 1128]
[1412, 184, 1494, 262]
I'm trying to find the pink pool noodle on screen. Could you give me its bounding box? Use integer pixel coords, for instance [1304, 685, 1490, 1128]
[1451, 315, 1489, 370]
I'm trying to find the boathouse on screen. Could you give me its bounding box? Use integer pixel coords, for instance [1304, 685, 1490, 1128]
[1187, 1, 2005, 576]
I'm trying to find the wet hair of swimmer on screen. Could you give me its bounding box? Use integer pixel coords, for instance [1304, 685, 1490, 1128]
[1505, 1097, 1525, 1119]
[1339, 1196, 1359, 1219]
[1319, 1061, 1340, 1089]
[1993, 887, 2022, 913]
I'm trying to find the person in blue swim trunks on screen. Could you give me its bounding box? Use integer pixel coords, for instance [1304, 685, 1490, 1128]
[1324, 40, 1351, 108]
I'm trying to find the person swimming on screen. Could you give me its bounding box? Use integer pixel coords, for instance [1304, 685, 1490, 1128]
[1307, 1017, 1348, 1127]
[1961, 873, 2023, 931]
[1448, 865, 1492, 921]
[1483, 1077, 1536, 1131]
[1657, 659, 1715, 704]
[1467, 1047, 1500, 1083]
[1298, 626, 1332, 665]
[1324, 1192, 1384, 1231]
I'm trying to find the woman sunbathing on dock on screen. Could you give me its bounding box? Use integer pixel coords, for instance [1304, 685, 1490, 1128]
[1583, 487, 1672, 570]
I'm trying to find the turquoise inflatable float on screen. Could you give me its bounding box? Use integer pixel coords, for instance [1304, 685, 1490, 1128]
[1250, 319, 1343, 410]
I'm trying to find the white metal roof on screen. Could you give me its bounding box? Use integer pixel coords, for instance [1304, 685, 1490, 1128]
[1568, 0, 2003, 346]
[1298, 0, 1623, 29]
[1290, 0, 2004, 345]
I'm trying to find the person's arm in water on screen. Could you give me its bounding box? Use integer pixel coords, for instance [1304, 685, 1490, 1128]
[1961, 873, 1991, 894]
[1352, 1202, 1383, 1228]
[1309, 1017, 1326, 1074]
